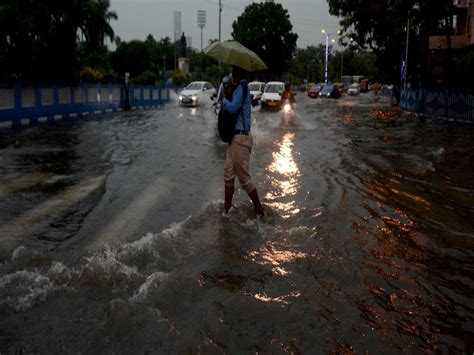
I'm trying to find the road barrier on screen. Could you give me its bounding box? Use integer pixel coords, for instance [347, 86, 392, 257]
[0, 83, 176, 129]
[401, 88, 474, 123]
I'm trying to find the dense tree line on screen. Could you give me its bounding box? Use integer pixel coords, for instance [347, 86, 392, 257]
[1, 0, 429, 87]
[0, 0, 116, 83]
[327, 0, 473, 90]
[287, 44, 377, 84]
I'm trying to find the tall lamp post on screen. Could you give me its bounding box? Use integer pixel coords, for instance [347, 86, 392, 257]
[403, 5, 419, 88]
[197, 10, 206, 52]
[321, 29, 339, 84]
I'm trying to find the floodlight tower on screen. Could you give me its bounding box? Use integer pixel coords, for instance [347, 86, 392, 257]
[197, 10, 206, 52]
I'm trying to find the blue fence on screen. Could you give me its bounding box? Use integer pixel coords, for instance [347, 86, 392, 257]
[401, 88, 474, 123]
[0, 83, 175, 129]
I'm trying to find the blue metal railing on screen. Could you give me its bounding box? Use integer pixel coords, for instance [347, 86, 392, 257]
[401, 88, 474, 123]
[0, 83, 176, 129]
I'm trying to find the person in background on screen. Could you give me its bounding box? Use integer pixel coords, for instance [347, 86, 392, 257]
[280, 81, 296, 105]
[221, 66, 264, 217]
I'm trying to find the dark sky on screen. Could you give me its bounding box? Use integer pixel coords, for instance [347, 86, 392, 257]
[109, 0, 342, 49]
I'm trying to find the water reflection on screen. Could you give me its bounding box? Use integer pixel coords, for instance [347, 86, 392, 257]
[265, 132, 301, 217]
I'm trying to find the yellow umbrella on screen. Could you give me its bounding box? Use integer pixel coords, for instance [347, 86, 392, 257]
[203, 40, 267, 72]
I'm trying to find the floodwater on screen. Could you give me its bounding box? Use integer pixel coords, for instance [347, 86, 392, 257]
[0, 93, 473, 353]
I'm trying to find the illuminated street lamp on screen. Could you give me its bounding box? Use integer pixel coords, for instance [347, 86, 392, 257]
[321, 29, 340, 84]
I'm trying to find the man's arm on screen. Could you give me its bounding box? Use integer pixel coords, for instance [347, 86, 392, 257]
[223, 85, 243, 114]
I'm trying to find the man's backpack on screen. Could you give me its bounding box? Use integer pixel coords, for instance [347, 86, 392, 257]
[217, 82, 248, 143]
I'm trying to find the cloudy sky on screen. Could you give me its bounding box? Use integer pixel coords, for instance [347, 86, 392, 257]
[109, 0, 342, 49]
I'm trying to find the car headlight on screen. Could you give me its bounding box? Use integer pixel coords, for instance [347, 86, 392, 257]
[192, 96, 197, 101]
[179, 95, 183, 100]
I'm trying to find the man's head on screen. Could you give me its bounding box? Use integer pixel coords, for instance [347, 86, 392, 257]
[231, 66, 247, 84]
[222, 75, 232, 89]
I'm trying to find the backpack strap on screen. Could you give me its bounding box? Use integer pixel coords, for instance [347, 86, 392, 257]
[236, 81, 249, 131]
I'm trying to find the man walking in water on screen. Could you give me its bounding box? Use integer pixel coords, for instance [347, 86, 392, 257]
[221, 66, 264, 217]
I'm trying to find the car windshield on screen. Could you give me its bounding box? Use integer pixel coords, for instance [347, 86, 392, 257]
[265, 84, 284, 93]
[185, 82, 203, 90]
[310, 85, 320, 91]
[248, 83, 262, 91]
[321, 85, 333, 92]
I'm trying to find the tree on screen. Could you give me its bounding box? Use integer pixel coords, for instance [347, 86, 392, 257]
[289, 45, 378, 84]
[0, 0, 117, 83]
[111, 40, 152, 79]
[327, 0, 455, 88]
[231, 2, 298, 76]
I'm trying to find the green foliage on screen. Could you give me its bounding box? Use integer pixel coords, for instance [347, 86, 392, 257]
[80, 66, 105, 83]
[132, 71, 158, 85]
[171, 71, 185, 85]
[288, 46, 326, 83]
[289, 45, 378, 84]
[231, 2, 298, 75]
[0, 0, 117, 83]
[327, 0, 455, 86]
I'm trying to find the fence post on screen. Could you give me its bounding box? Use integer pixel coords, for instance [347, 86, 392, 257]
[53, 85, 59, 121]
[124, 73, 131, 111]
[33, 85, 41, 126]
[12, 82, 22, 129]
[445, 90, 449, 120]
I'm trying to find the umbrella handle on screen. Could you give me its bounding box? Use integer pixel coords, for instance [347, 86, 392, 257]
[214, 83, 224, 115]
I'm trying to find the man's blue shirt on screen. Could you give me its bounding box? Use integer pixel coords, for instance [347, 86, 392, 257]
[223, 81, 251, 131]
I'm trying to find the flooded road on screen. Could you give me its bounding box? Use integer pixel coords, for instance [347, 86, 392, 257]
[0, 94, 473, 353]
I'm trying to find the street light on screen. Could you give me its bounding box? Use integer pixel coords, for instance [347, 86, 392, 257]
[321, 29, 340, 84]
[403, 4, 419, 88]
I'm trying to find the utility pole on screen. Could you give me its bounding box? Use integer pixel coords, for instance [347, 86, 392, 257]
[218, 0, 223, 83]
[404, 17, 410, 87]
[219, 0, 222, 42]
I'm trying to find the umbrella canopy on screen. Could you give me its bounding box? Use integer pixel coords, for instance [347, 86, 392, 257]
[203, 40, 267, 72]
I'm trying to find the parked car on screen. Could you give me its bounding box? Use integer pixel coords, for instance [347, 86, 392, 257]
[248, 81, 265, 106]
[318, 84, 341, 99]
[260, 81, 285, 110]
[307, 83, 323, 98]
[347, 83, 360, 96]
[179, 81, 215, 106]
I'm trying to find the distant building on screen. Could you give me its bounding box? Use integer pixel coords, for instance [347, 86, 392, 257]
[174, 11, 182, 42]
[429, 0, 474, 49]
[426, 0, 473, 89]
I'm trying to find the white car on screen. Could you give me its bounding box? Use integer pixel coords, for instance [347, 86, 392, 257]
[179, 81, 216, 107]
[248, 81, 265, 106]
[260, 81, 285, 110]
[347, 83, 360, 96]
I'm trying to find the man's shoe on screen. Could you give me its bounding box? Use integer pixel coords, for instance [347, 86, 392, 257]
[248, 189, 264, 217]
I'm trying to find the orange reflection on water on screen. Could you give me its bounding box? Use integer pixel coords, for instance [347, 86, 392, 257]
[265, 132, 301, 217]
[247, 243, 307, 276]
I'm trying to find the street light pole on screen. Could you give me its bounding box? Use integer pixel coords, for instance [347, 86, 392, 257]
[322, 29, 329, 84]
[218, 0, 222, 42]
[403, 17, 410, 87]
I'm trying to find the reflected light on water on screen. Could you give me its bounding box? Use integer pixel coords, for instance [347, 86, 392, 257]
[265, 132, 301, 217]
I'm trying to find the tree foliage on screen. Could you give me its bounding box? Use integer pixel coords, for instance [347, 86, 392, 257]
[231, 2, 298, 75]
[327, 0, 455, 86]
[0, 0, 117, 83]
[288, 45, 377, 84]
